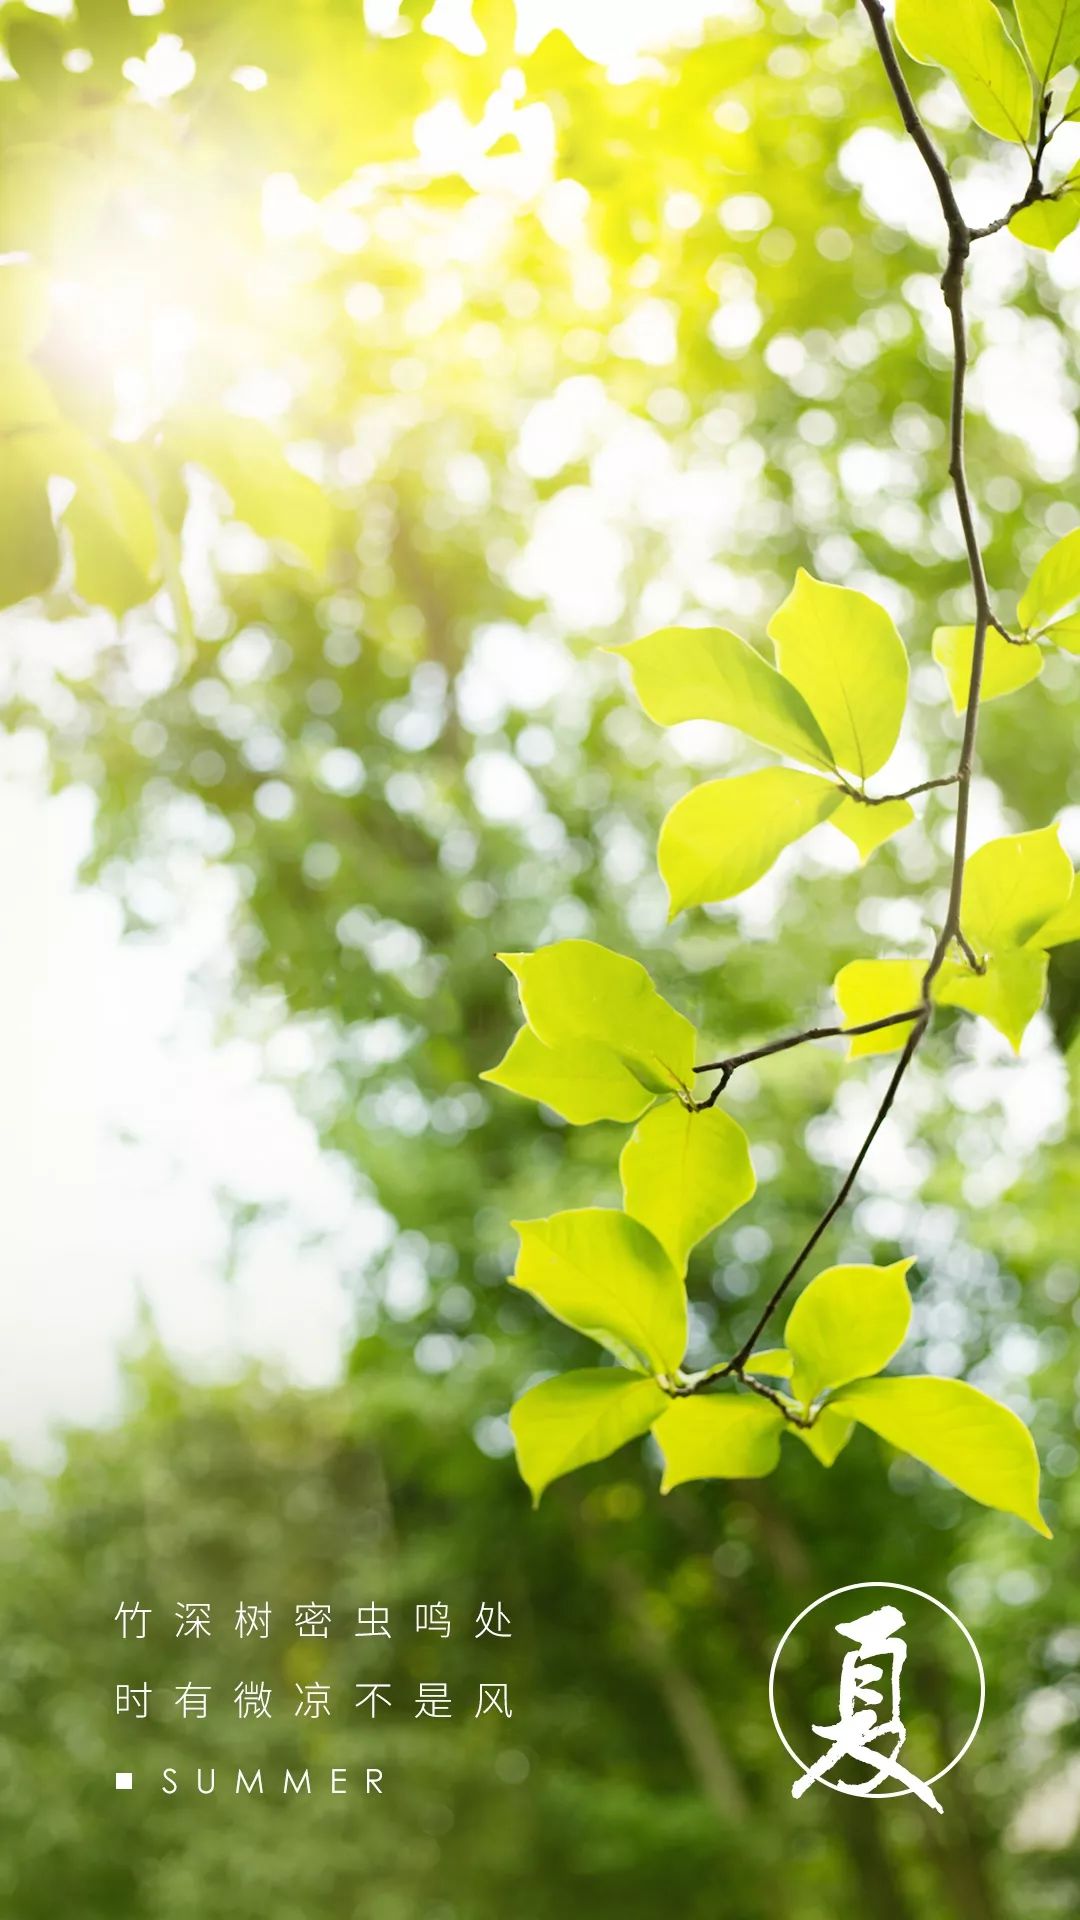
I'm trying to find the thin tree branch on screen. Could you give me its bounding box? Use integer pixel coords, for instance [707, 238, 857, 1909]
[692, 1006, 923, 1105]
[838, 772, 960, 806]
[691, 3, 1007, 1390]
[720, 1014, 929, 1375]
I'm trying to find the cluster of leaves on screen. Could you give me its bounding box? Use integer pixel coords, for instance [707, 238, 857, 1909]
[486, 937, 1048, 1534]
[483, 1, 1080, 1534]
[897, 0, 1080, 246]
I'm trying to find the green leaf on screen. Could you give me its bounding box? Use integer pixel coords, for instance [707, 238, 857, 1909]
[744, 1348, 793, 1378]
[498, 941, 696, 1096]
[611, 626, 835, 770]
[766, 569, 909, 779]
[895, 0, 1033, 144]
[1043, 613, 1080, 653]
[510, 1210, 687, 1375]
[1018, 525, 1080, 632]
[935, 950, 1048, 1051]
[962, 827, 1073, 954]
[658, 768, 842, 915]
[792, 1407, 854, 1468]
[652, 1395, 784, 1491]
[509, 1369, 668, 1506]
[829, 795, 914, 862]
[41, 430, 159, 614]
[1014, 0, 1080, 82]
[0, 439, 59, 609]
[784, 1259, 914, 1407]
[833, 958, 924, 1057]
[0, 353, 59, 432]
[1010, 188, 1080, 251]
[0, 260, 49, 354]
[1034, 880, 1080, 947]
[480, 1025, 653, 1126]
[829, 1375, 1051, 1536]
[620, 1100, 755, 1273]
[171, 410, 335, 573]
[931, 624, 1043, 711]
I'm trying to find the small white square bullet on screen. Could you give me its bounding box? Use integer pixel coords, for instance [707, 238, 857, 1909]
[115, 1772, 133, 1791]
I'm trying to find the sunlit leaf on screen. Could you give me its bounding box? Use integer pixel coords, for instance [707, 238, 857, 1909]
[1014, 0, 1080, 82]
[744, 1348, 792, 1377]
[0, 259, 49, 354]
[620, 1099, 755, 1273]
[658, 767, 842, 916]
[833, 958, 924, 1057]
[931, 623, 1043, 711]
[0, 439, 59, 609]
[1042, 613, 1080, 653]
[962, 827, 1073, 954]
[829, 795, 914, 862]
[611, 625, 835, 769]
[509, 1369, 668, 1506]
[895, 0, 1033, 143]
[784, 1259, 914, 1407]
[497, 940, 696, 1097]
[1018, 525, 1080, 632]
[171, 410, 335, 573]
[41, 429, 159, 614]
[830, 1375, 1050, 1535]
[766, 570, 908, 780]
[480, 1025, 653, 1125]
[792, 1407, 854, 1468]
[934, 950, 1048, 1051]
[1034, 880, 1080, 947]
[1010, 187, 1080, 251]
[653, 1395, 784, 1491]
[510, 1209, 687, 1375]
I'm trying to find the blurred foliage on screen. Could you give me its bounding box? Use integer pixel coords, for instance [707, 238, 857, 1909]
[2, 0, 1080, 1912]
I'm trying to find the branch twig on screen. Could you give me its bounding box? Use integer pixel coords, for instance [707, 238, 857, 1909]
[689, 1, 1014, 1396]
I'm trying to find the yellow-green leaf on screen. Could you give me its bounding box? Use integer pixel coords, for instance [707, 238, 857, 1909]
[962, 827, 1073, 954]
[653, 1395, 784, 1491]
[0, 438, 59, 609]
[744, 1348, 793, 1378]
[1019, 525, 1080, 632]
[171, 409, 335, 573]
[40, 429, 159, 615]
[895, 0, 1033, 144]
[1034, 881, 1080, 947]
[829, 795, 914, 862]
[833, 958, 924, 1057]
[611, 626, 835, 770]
[480, 1025, 653, 1126]
[784, 1259, 914, 1407]
[510, 1209, 687, 1375]
[1043, 612, 1080, 654]
[620, 1100, 755, 1274]
[792, 1407, 854, 1468]
[509, 1369, 668, 1506]
[766, 569, 909, 779]
[830, 1375, 1050, 1536]
[1010, 189, 1080, 251]
[658, 768, 842, 916]
[935, 950, 1048, 1051]
[931, 623, 1043, 711]
[0, 259, 49, 354]
[1014, 0, 1080, 82]
[498, 940, 695, 1097]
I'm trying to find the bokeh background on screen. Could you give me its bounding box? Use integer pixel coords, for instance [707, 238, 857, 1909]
[1, 0, 1079, 1913]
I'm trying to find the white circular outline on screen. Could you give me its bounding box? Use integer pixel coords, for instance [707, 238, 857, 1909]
[768, 1581, 986, 1800]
